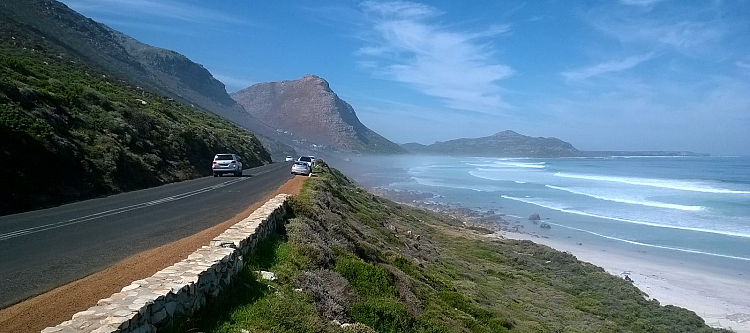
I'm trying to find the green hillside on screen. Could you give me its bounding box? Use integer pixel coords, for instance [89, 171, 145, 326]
[170, 161, 726, 333]
[0, 23, 271, 215]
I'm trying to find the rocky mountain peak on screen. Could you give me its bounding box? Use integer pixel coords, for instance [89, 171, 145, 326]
[299, 74, 331, 92]
[231, 75, 404, 153]
[401, 130, 580, 157]
[492, 130, 521, 137]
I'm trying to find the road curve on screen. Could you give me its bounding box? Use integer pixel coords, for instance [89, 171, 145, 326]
[0, 162, 293, 308]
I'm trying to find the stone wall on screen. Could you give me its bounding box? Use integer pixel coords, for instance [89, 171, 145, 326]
[42, 194, 290, 333]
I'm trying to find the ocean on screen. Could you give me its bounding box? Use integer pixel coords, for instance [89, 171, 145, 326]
[342, 155, 750, 273]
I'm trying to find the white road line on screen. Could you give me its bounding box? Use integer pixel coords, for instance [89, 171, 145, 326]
[0, 177, 248, 241]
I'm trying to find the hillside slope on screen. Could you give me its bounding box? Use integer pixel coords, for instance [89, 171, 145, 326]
[171, 161, 725, 333]
[0, 21, 271, 215]
[403, 130, 580, 157]
[232, 75, 405, 154]
[0, 0, 296, 160]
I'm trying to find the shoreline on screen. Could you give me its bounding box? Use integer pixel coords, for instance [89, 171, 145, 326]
[499, 231, 750, 333]
[371, 187, 750, 333]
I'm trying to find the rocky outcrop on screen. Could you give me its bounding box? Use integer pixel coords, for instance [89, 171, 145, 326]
[232, 75, 404, 154]
[402, 130, 580, 157]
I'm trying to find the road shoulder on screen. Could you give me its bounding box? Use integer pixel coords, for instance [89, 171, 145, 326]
[0, 176, 306, 333]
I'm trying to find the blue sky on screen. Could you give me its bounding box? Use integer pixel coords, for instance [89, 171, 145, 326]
[61, 0, 750, 155]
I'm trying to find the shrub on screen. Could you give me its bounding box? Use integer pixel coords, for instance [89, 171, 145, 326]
[288, 216, 334, 268]
[335, 256, 395, 298]
[296, 269, 356, 321]
[217, 291, 325, 333]
[350, 297, 415, 333]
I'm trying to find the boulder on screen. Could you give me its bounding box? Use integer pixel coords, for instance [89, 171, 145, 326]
[540, 222, 551, 229]
[529, 213, 541, 221]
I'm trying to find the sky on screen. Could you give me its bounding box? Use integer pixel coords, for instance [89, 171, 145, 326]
[61, 0, 750, 155]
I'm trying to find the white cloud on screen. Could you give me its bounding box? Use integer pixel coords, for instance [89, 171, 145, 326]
[735, 61, 750, 70]
[534, 73, 750, 154]
[619, 0, 664, 7]
[589, 4, 726, 57]
[62, 0, 252, 27]
[562, 53, 655, 81]
[357, 1, 514, 114]
[213, 74, 257, 93]
[362, 1, 439, 19]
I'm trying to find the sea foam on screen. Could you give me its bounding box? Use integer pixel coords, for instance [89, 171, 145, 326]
[554, 172, 750, 194]
[547, 222, 750, 261]
[545, 185, 704, 211]
[412, 177, 500, 192]
[467, 162, 545, 169]
[501, 195, 750, 238]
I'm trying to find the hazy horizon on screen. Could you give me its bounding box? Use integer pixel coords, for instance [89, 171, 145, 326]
[61, 0, 750, 155]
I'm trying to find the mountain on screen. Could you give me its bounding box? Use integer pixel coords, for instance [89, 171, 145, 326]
[0, 2, 275, 214]
[0, 0, 295, 160]
[403, 130, 580, 157]
[232, 75, 405, 154]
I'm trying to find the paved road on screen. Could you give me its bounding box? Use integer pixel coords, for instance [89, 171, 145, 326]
[0, 162, 293, 308]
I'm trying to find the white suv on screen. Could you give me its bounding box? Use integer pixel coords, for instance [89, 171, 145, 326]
[212, 153, 243, 177]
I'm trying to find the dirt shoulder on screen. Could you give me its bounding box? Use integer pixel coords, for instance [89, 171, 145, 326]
[0, 176, 306, 333]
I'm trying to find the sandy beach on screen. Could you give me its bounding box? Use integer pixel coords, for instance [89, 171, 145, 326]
[498, 231, 750, 332]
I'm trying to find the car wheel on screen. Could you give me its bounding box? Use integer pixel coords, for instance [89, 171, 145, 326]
[213, 172, 218, 177]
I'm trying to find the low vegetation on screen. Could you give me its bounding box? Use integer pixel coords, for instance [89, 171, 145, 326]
[0, 22, 271, 214]
[171, 161, 727, 333]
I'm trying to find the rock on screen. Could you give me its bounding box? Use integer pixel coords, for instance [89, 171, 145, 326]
[624, 275, 634, 282]
[232, 75, 404, 153]
[341, 322, 377, 332]
[257, 270, 277, 281]
[539, 222, 551, 229]
[151, 307, 168, 324]
[529, 213, 541, 221]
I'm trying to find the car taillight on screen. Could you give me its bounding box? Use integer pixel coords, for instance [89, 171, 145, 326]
[212, 161, 217, 164]
[231, 161, 236, 164]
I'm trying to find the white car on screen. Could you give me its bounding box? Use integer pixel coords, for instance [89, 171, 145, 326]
[291, 161, 311, 176]
[212, 153, 243, 177]
[285, 156, 293, 162]
[297, 156, 314, 168]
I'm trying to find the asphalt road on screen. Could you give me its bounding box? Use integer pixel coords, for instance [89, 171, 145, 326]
[0, 162, 293, 308]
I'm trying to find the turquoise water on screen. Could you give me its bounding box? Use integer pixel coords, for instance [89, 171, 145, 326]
[345, 155, 750, 264]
